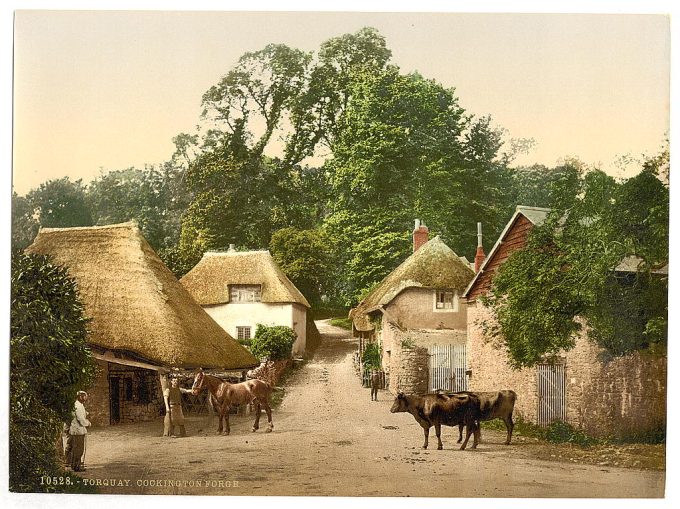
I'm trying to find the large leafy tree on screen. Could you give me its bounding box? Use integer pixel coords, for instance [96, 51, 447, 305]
[10, 253, 96, 492]
[324, 67, 512, 304]
[269, 227, 334, 306]
[483, 151, 669, 368]
[177, 28, 394, 274]
[26, 177, 93, 228]
[86, 163, 190, 272]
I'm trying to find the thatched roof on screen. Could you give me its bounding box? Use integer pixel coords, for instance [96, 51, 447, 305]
[180, 250, 310, 308]
[350, 236, 475, 332]
[25, 222, 258, 370]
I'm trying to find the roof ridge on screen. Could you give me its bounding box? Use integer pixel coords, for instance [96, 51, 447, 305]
[39, 220, 138, 234]
[204, 249, 270, 257]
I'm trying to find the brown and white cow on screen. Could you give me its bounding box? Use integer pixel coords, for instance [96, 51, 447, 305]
[390, 392, 481, 450]
[451, 390, 516, 445]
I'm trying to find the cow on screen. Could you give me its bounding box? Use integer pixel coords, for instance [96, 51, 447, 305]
[390, 392, 481, 450]
[451, 390, 516, 445]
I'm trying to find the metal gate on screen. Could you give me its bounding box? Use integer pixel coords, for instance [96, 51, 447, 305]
[537, 362, 566, 426]
[428, 344, 468, 393]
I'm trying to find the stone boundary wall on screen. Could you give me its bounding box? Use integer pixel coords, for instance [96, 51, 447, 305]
[380, 318, 469, 396]
[467, 301, 667, 437]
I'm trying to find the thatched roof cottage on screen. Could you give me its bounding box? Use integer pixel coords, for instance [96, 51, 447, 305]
[350, 221, 475, 395]
[26, 222, 258, 425]
[180, 249, 311, 356]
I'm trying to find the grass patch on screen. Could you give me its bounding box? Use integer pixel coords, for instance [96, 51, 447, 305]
[329, 317, 353, 330]
[311, 307, 349, 320]
[482, 415, 546, 440]
[483, 417, 665, 447]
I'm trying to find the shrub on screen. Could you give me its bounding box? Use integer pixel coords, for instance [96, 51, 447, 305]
[250, 324, 297, 361]
[10, 252, 96, 492]
[545, 420, 598, 447]
[361, 342, 381, 370]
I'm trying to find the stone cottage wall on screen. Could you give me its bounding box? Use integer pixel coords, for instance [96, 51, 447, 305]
[467, 303, 538, 421]
[467, 301, 667, 437]
[87, 359, 111, 427]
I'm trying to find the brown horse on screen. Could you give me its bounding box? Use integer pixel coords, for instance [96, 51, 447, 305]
[191, 370, 274, 435]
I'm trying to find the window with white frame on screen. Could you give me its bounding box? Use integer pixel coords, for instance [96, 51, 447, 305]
[236, 326, 252, 341]
[434, 290, 458, 311]
[229, 284, 262, 303]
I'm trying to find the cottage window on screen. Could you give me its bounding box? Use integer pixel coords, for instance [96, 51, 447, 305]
[230, 284, 262, 303]
[435, 290, 458, 311]
[237, 326, 252, 341]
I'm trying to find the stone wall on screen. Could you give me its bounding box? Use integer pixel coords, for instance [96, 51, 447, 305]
[382, 324, 429, 395]
[467, 301, 667, 437]
[380, 318, 468, 395]
[86, 359, 111, 427]
[563, 332, 667, 437]
[109, 363, 163, 425]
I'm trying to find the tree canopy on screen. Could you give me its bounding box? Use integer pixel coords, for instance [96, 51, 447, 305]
[482, 151, 669, 368]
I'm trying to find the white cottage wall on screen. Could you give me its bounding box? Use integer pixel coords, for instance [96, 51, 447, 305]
[204, 302, 306, 356]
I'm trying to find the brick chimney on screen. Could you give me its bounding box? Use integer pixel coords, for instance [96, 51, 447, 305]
[474, 222, 486, 272]
[413, 219, 429, 252]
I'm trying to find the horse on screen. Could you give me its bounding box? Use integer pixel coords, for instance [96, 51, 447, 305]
[191, 370, 274, 435]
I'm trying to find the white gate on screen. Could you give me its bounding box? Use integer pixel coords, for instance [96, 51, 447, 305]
[428, 344, 468, 393]
[537, 363, 566, 426]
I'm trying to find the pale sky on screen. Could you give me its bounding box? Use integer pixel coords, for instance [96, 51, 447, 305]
[10, 9, 671, 196]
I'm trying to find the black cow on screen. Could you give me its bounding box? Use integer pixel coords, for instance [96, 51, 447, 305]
[390, 392, 481, 450]
[451, 390, 516, 445]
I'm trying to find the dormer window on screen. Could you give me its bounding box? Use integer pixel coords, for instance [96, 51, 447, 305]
[434, 290, 458, 311]
[230, 284, 262, 303]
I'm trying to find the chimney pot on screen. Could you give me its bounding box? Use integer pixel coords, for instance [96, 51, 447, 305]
[474, 222, 486, 272]
[412, 219, 429, 252]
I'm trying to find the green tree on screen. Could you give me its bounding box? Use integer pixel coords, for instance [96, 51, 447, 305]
[11, 192, 40, 250]
[483, 153, 669, 368]
[176, 28, 392, 269]
[10, 253, 96, 492]
[86, 163, 190, 269]
[269, 227, 334, 306]
[26, 177, 93, 228]
[324, 67, 511, 304]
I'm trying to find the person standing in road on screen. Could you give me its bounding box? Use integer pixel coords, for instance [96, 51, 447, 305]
[67, 391, 90, 471]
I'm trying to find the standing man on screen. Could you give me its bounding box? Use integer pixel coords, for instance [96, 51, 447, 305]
[163, 376, 191, 437]
[370, 370, 381, 401]
[68, 391, 90, 471]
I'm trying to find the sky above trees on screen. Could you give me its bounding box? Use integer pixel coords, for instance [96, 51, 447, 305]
[11, 9, 670, 195]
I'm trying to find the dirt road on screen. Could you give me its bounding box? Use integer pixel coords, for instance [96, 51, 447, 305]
[78, 320, 665, 497]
